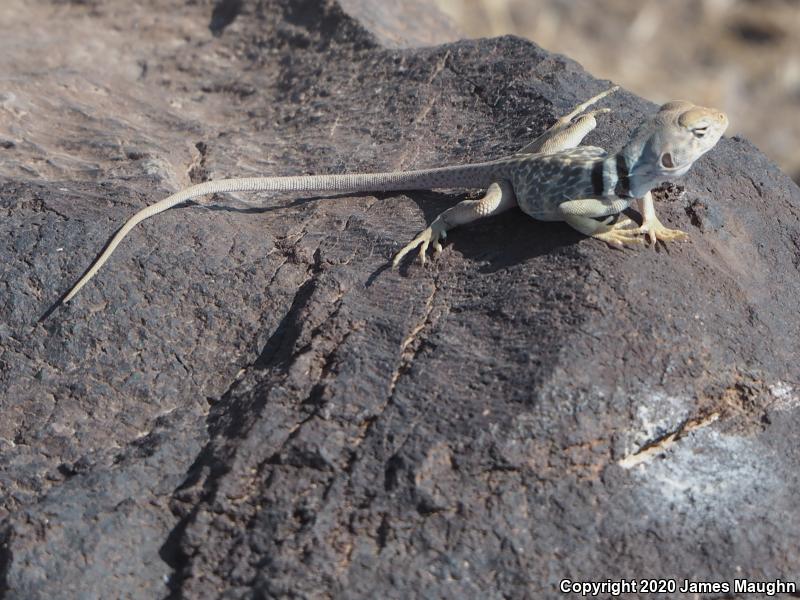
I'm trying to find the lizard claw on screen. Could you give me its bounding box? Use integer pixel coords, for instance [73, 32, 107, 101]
[634, 217, 689, 247]
[392, 220, 447, 268]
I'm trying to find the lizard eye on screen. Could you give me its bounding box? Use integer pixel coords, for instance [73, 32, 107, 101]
[693, 126, 708, 138]
[661, 152, 675, 169]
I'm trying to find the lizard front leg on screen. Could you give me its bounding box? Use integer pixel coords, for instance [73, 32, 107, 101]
[392, 181, 516, 268]
[630, 191, 689, 246]
[558, 197, 644, 249]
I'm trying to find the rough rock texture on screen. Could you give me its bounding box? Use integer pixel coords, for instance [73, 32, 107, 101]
[1, 1, 800, 598]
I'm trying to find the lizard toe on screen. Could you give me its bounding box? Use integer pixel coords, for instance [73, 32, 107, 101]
[635, 219, 689, 246]
[392, 222, 447, 269]
[419, 240, 429, 265]
[595, 227, 645, 249]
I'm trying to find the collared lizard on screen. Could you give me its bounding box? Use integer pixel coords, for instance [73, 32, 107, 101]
[58, 86, 728, 305]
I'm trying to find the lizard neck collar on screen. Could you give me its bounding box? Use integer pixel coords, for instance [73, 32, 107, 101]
[613, 154, 631, 198]
[600, 153, 633, 198]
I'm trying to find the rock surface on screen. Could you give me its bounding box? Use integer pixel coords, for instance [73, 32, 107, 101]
[1, 1, 800, 598]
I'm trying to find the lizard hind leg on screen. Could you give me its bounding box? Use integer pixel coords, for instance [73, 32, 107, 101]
[518, 85, 619, 155]
[392, 181, 516, 269]
[558, 85, 619, 123]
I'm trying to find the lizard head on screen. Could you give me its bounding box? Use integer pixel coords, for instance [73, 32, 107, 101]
[625, 101, 728, 197]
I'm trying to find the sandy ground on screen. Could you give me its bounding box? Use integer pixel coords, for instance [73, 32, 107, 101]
[435, 0, 800, 184]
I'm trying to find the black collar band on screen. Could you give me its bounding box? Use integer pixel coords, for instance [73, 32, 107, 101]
[614, 154, 631, 197]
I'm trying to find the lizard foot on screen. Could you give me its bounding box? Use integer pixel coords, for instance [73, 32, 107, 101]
[593, 218, 645, 249]
[634, 216, 689, 246]
[392, 220, 447, 268]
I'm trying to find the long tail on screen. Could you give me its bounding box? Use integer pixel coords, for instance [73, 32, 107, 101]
[60, 163, 502, 304]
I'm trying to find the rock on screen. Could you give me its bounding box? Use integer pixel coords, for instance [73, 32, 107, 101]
[1, 0, 799, 598]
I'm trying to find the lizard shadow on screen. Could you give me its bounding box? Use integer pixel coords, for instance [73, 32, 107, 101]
[461, 210, 586, 273]
[383, 190, 589, 276]
[196, 192, 648, 271]
[196, 190, 376, 214]
[199, 190, 585, 272]
[467, 207, 651, 272]
[203, 192, 648, 269]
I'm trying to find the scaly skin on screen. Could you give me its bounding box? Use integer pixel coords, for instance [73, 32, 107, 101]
[58, 86, 727, 306]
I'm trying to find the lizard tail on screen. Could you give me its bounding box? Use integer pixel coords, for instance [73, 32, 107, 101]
[62, 185, 197, 304]
[60, 165, 502, 304]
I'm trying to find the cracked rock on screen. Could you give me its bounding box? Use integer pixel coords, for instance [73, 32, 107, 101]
[1, 0, 799, 598]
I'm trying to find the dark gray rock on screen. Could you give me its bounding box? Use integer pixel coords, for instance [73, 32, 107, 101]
[1, 0, 799, 598]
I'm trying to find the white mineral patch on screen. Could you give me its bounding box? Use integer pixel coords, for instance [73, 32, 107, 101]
[628, 426, 783, 515]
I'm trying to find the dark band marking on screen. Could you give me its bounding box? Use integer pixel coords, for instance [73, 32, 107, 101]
[614, 154, 631, 197]
[591, 160, 604, 196]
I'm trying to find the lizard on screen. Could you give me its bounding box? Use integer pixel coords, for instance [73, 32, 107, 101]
[58, 85, 728, 305]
